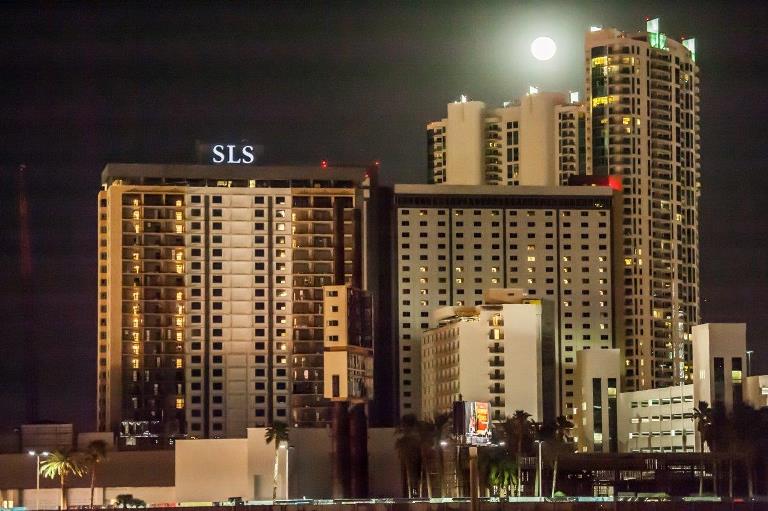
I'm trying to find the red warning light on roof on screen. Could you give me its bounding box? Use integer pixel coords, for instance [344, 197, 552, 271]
[321, 160, 328, 168]
[607, 175, 622, 191]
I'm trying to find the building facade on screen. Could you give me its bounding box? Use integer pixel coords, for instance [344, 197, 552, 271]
[618, 383, 695, 453]
[420, 291, 555, 422]
[574, 348, 620, 453]
[427, 93, 582, 187]
[691, 323, 746, 412]
[585, 21, 701, 391]
[96, 163, 382, 440]
[394, 185, 618, 419]
[322, 284, 374, 403]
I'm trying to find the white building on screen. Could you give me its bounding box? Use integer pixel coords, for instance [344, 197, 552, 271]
[691, 323, 746, 411]
[395, 184, 617, 419]
[420, 290, 555, 422]
[427, 93, 583, 187]
[618, 384, 695, 453]
[744, 375, 768, 409]
[615, 323, 746, 453]
[573, 348, 620, 453]
[585, 21, 701, 391]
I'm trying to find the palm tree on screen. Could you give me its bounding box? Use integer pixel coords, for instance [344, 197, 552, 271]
[692, 401, 712, 495]
[39, 450, 85, 509]
[264, 421, 289, 500]
[417, 420, 435, 497]
[394, 414, 420, 497]
[480, 448, 516, 498]
[504, 410, 534, 496]
[84, 440, 109, 507]
[432, 414, 451, 497]
[550, 415, 574, 498]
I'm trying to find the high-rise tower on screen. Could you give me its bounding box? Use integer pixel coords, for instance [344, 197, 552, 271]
[96, 161, 383, 443]
[427, 92, 583, 187]
[585, 20, 700, 391]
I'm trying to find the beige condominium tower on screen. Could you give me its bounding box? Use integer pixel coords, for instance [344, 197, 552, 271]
[423, 20, 700, 396]
[96, 158, 385, 444]
[585, 20, 700, 390]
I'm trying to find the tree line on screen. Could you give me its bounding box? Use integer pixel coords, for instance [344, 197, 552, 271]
[394, 411, 575, 498]
[36, 440, 116, 509]
[693, 401, 768, 497]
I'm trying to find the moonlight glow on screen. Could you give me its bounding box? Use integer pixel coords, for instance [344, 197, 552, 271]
[530, 36, 557, 61]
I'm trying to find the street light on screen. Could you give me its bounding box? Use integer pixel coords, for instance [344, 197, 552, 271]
[28, 450, 50, 510]
[534, 441, 543, 497]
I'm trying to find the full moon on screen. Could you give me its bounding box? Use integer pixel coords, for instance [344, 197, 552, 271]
[531, 36, 557, 61]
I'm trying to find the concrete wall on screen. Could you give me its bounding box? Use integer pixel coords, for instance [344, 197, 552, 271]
[8, 487, 175, 509]
[176, 427, 399, 501]
[445, 101, 485, 185]
[367, 428, 402, 497]
[519, 92, 566, 186]
[176, 438, 252, 502]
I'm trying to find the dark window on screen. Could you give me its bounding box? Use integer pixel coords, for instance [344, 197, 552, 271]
[592, 377, 603, 452]
[714, 357, 725, 403]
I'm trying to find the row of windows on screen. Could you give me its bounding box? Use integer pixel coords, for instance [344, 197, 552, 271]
[401, 209, 606, 217]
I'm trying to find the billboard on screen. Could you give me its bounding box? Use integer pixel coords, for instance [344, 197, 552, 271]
[453, 401, 492, 445]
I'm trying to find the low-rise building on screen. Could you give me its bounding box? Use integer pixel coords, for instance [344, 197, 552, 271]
[744, 375, 768, 409]
[618, 384, 695, 453]
[692, 323, 746, 411]
[573, 349, 619, 453]
[420, 289, 555, 423]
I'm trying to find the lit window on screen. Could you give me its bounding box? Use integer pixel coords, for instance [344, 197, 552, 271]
[176, 398, 185, 409]
[176, 358, 183, 368]
[175, 224, 183, 233]
[131, 358, 139, 369]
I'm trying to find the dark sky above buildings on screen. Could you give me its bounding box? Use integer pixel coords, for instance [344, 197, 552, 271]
[1, 1, 767, 432]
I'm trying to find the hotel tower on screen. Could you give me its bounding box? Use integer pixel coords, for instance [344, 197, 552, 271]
[96, 160, 386, 443]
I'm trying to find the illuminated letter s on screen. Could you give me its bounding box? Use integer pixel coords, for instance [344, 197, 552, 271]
[212, 145, 225, 164]
[241, 145, 255, 164]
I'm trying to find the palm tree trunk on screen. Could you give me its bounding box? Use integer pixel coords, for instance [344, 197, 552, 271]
[437, 446, 445, 497]
[516, 454, 522, 496]
[60, 473, 67, 510]
[747, 460, 754, 499]
[551, 456, 558, 498]
[728, 454, 733, 498]
[90, 465, 96, 507]
[698, 457, 704, 496]
[404, 462, 412, 497]
[272, 447, 279, 500]
[425, 457, 433, 498]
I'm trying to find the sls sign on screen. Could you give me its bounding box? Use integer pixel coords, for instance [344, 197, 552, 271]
[211, 144, 256, 164]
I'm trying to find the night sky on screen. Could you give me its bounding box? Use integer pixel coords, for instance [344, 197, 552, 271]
[1, 1, 767, 432]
